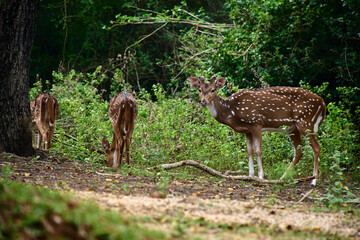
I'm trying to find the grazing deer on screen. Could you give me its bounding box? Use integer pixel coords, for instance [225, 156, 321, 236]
[189, 76, 326, 185]
[30, 93, 60, 150]
[102, 91, 138, 168]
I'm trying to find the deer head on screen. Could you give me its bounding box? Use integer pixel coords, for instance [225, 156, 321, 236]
[189, 76, 226, 107]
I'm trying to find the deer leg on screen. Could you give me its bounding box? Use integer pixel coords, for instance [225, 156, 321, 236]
[116, 135, 125, 168]
[245, 133, 255, 177]
[48, 126, 55, 149]
[110, 140, 118, 168]
[308, 134, 321, 185]
[124, 137, 131, 165]
[112, 140, 120, 168]
[297, 124, 320, 185]
[44, 132, 50, 150]
[124, 128, 134, 166]
[252, 130, 263, 179]
[281, 126, 304, 179]
[37, 121, 48, 149]
[37, 132, 43, 148]
[32, 129, 36, 148]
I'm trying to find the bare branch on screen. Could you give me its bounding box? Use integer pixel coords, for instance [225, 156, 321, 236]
[124, 22, 168, 54]
[112, 17, 234, 32]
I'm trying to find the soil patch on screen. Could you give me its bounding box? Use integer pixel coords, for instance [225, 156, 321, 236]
[1, 151, 359, 239]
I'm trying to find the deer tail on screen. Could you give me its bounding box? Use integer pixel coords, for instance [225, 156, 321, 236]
[40, 95, 47, 122]
[47, 94, 57, 127]
[124, 101, 135, 136]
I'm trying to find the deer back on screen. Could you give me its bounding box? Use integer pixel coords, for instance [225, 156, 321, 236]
[31, 93, 59, 125]
[46, 93, 60, 126]
[109, 92, 138, 137]
[228, 87, 326, 130]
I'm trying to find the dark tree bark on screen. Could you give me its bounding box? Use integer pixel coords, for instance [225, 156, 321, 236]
[0, 0, 40, 156]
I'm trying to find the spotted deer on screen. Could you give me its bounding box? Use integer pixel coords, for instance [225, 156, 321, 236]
[189, 76, 326, 185]
[30, 93, 60, 150]
[102, 92, 138, 168]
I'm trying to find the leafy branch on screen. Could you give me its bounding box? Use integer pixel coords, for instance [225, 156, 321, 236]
[110, 7, 235, 32]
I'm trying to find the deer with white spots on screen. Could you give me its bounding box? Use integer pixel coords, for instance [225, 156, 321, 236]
[30, 93, 60, 150]
[102, 92, 138, 168]
[189, 76, 326, 185]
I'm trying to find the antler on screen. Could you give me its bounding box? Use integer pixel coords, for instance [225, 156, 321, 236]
[210, 75, 216, 84]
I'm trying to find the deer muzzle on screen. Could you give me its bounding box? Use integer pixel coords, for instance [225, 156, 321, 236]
[201, 100, 207, 107]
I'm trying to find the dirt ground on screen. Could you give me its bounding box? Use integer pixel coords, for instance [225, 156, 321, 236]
[1, 151, 359, 239]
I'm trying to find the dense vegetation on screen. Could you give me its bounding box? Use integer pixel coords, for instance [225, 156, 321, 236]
[30, 69, 359, 207]
[33, 0, 359, 104]
[28, 0, 359, 206]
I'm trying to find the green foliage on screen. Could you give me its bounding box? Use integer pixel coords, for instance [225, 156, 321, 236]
[0, 162, 13, 184]
[0, 181, 165, 239]
[319, 103, 360, 181]
[223, 0, 360, 87]
[32, 0, 360, 113]
[132, 83, 249, 173]
[31, 69, 360, 207]
[49, 70, 111, 163]
[322, 181, 356, 208]
[31, 0, 228, 91]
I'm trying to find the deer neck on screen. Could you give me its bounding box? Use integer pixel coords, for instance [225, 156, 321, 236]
[207, 95, 233, 122]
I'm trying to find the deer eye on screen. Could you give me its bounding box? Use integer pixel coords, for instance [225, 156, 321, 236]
[211, 89, 216, 93]
[198, 89, 202, 93]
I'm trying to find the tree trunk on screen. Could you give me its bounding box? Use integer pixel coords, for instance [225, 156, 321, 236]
[0, 0, 40, 156]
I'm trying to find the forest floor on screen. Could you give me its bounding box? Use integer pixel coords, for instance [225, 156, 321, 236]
[1, 151, 359, 239]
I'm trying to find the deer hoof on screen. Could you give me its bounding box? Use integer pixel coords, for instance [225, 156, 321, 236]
[311, 178, 317, 186]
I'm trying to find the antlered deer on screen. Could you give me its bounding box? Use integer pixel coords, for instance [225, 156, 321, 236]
[102, 91, 138, 168]
[189, 76, 326, 185]
[30, 93, 60, 150]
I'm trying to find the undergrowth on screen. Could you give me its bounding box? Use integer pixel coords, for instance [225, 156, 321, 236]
[30, 69, 360, 208]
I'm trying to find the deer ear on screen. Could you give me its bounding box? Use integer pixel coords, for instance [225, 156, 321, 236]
[215, 77, 226, 89]
[102, 138, 110, 152]
[189, 77, 200, 89]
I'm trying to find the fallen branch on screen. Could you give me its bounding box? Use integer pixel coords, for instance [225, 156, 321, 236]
[147, 160, 315, 184]
[62, 132, 78, 141]
[96, 172, 123, 178]
[298, 189, 314, 203]
[95, 160, 315, 184]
